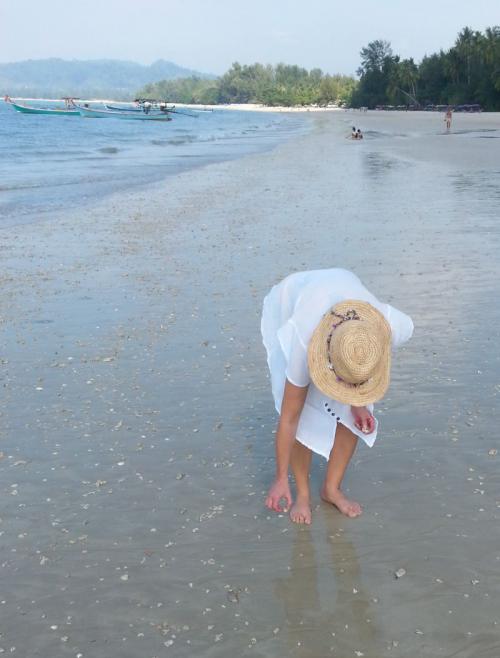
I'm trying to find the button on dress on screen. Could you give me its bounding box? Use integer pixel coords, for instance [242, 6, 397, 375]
[261, 269, 414, 459]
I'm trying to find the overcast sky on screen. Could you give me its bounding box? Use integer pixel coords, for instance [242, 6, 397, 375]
[0, 0, 498, 75]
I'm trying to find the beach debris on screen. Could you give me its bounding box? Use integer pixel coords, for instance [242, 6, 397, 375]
[394, 568, 406, 579]
[226, 589, 240, 603]
[120, 573, 129, 581]
[176, 473, 186, 480]
[488, 449, 497, 457]
[415, 629, 424, 635]
[199, 505, 224, 522]
[225, 584, 246, 603]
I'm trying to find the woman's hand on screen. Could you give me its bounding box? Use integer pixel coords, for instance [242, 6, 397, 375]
[265, 477, 293, 513]
[351, 405, 375, 434]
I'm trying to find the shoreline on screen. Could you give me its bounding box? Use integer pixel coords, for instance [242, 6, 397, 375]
[177, 102, 344, 113]
[7, 97, 344, 112]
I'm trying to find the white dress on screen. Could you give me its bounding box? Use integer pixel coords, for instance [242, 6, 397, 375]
[261, 269, 414, 459]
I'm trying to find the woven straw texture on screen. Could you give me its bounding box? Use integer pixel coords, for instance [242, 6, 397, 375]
[307, 300, 391, 405]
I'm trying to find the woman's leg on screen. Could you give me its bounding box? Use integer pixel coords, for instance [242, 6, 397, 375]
[321, 423, 362, 518]
[289, 439, 313, 524]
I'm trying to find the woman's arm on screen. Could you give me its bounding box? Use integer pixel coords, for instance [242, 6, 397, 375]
[265, 379, 308, 512]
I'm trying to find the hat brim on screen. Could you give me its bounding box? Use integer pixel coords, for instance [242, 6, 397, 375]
[307, 300, 391, 406]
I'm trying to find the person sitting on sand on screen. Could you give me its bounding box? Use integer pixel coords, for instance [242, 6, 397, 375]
[356, 128, 363, 140]
[351, 126, 357, 139]
[262, 269, 413, 524]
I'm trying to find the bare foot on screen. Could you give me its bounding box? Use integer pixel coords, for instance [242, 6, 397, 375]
[321, 485, 362, 518]
[289, 495, 312, 525]
[351, 405, 375, 434]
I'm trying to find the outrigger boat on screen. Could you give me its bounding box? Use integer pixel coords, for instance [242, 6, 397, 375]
[139, 98, 214, 115]
[105, 100, 201, 117]
[75, 104, 172, 120]
[4, 95, 80, 115]
[105, 103, 148, 112]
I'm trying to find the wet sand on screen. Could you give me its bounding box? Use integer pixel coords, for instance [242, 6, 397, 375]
[2, 110, 500, 657]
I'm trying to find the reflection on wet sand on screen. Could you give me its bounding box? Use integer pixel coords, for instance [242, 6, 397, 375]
[275, 523, 376, 656]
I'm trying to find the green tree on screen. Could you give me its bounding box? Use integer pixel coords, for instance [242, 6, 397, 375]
[353, 40, 398, 107]
[138, 61, 357, 108]
[358, 40, 393, 75]
[351, 27, 500, 110]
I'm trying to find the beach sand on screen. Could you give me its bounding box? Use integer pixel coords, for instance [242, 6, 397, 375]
[2, 110, 500, 657]
[177, 103, 342, 112]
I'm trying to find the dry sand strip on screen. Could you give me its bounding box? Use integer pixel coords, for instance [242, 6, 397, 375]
[1, 111, 500, 657]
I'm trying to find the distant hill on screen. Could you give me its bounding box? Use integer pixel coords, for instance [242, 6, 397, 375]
[0, 58, 214, 99]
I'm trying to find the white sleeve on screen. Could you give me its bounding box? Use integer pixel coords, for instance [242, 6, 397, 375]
[277, 319, 310, 388]
[386, 304, 414, 349]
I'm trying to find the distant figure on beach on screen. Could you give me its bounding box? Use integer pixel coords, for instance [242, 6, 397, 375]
[356, 128, 363, 139]
[143, 101, 152, 114]
[351, 126, 357, 139]
[262, 269, 413, 524]
[445, 107, 453, 131]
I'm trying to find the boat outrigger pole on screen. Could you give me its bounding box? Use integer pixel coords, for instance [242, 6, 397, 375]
[395, 87, 420, 107]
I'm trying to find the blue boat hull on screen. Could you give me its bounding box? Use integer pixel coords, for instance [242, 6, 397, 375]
[76, 105, 172, 120]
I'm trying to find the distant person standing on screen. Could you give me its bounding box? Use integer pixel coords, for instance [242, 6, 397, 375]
[445, 107, 453, 131]
[351, 126, 357, 139]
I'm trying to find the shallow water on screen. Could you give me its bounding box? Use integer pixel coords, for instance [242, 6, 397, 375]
[1, 110, 500, 657]
[0, 101, 305, 226]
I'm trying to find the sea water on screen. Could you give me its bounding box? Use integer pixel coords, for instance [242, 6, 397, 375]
[0, 102, 307, 226]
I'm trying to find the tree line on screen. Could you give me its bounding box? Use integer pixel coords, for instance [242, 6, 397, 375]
[138, 63, 356, 107]
[138, 26, 500, 110]
[353, 27, 500, 110]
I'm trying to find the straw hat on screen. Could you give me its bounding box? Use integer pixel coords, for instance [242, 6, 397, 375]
[307, 300, 392, 405]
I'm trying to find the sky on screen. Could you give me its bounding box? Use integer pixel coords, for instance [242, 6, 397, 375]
[0, 0, 498, 75]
